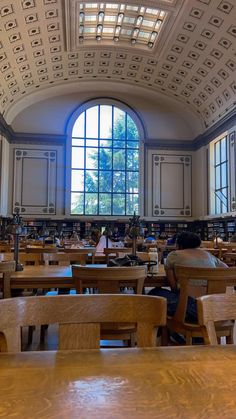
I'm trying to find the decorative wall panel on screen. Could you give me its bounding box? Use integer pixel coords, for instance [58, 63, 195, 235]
[13, 149, 57, 215]
[152, 154, 191, 217]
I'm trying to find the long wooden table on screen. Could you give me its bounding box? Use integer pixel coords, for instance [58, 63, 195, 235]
[1, 345, 236, 418]
[2, 264, 167, 298]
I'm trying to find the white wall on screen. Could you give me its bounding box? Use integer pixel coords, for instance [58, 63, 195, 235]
[10, 83, 202, 140]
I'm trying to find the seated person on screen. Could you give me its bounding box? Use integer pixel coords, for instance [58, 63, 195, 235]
[166, 234, 177, 246]
[148, 231, 227, 321]
[96, 233, 114, 254]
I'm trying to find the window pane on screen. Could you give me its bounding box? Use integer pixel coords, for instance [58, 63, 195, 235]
[85, 193, 98, 214]
[85, 170, 98, 192]
[215, 196, 221, 214]
[71, 170, 84, 191]
[99, 171, 112, 192]
[72, 147, 84, 169]
[127, 115, 139, 140]
[86, 106, 98, 138]
[127, 149, 139, 170]
[113, 194, 125, 215]
[215, 166, 221, 189]
[99, 194, 111, 215]
[71, 104, 139, 216]
[221, 163, 227, 188]
[100, 139, 112, 147]
[99, 148, 112, 170]
[86, 148, 98, 169]
[215, 141, 220, 165]
[127, 171, 138, 193]
[113, 171, 125, 192]
[127, 140, 139, 148]
[113, 107, 126, 139]
[113, 139, 125, 148]
[72, 138, 84, 146]
[126, 194, 139, 214]
[71, 193, 84, 214]
[86, 139, 99, 147]
[113, 149, 125, 170]
[100, 105, 112, 138]
[72, 113, 84, 138]
[221, 137, 226, 162]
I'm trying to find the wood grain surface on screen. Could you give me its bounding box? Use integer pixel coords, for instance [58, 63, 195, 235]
[6, 264, 167, 298]
[0, 346, 236, 418]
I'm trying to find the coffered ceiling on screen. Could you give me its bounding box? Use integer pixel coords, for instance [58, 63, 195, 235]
[0, 0, 235, 130]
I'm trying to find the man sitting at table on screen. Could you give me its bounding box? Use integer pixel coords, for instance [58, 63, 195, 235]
[148, 231, 227, 321]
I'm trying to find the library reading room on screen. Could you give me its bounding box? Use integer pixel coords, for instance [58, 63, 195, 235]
[0, 0, 236, 418]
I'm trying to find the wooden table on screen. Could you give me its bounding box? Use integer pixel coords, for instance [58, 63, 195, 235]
[1, 345, 236, 418]
[4, 264, 167, 298]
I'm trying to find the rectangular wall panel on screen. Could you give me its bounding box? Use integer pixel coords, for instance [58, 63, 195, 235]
[153, 154, 192, 217]
[13, 149, 57, 215]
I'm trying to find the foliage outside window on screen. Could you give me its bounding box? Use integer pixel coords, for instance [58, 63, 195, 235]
[214, 136, 228, 214]
[70, 104, 139, 215]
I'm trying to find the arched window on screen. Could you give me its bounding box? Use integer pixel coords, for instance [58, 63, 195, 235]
[70, 103, 140, 215]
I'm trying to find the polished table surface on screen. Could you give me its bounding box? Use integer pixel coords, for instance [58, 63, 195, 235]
[1, 345, 236, 418]
[5, 264, 167, 298]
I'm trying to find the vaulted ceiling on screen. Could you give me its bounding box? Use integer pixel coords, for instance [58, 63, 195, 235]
[0, 0, 235, 130]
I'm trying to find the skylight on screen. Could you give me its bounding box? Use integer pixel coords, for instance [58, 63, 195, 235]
[77, 2, 168, 48]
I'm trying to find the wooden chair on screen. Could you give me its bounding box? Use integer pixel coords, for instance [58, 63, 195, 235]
[0, 261, 16, 299]
[42, 252, 87, 266]
[166, 265, 236, 345]
[72, 265, 147, 294]
[197, 293, 236, 345]
[72, 265, 147, 345]
[103, 247, 132, 264]
[218, 242, 236, 259]
[61, 247, 96, 263]
[0, 294, 166, 351]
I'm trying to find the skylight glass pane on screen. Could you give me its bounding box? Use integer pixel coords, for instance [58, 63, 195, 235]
[123, 17, 135, 24]
[126, 5, 138, 11]
[84, 15, 96, 21]
[104, 15, 116, 22]
[121, 29, 132, 35]
[100, 105, 112, 138]
[84, 27, 96, 33]
[139, 31, 150, 39]
[86, 106, 98, 138]
[142, 19, 155, 27]
[103, 27, 114, 33]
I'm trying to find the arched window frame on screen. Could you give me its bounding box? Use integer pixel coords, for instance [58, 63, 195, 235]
[65, 98, 145, 219]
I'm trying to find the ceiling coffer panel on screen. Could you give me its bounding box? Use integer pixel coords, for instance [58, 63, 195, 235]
[0, 0, 235, 128]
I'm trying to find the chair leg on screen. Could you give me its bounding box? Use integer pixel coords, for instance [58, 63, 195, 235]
[186, 332, 192, 345]
[161, 326, 169, 346]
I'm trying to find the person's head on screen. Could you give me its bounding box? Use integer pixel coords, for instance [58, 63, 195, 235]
[176, 231, 201, 250]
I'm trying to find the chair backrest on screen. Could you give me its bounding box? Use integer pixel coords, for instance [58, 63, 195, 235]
[0, 261, 16, 298]
[43, 252, 87, 266]
[0, 294, 166, 351]
[197, 293, 236, 345]
[103, 247, 132, 263]
[26, 246, 58, 253]
[173, 265, 236, 325]
[62, 247, 96, 263]
[18, 252, 42, 266]
[218, 242, 236, 258]
[72, 265, 147, 294]
[0, 252, 14, 262]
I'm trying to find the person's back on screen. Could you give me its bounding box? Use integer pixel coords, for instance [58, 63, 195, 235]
[166, 247, 223, 270]
[148, 231, 227, 321]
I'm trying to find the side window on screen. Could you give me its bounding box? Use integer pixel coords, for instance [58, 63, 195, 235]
[210, 135, 229, 214]
[70, 104, 140, 215]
